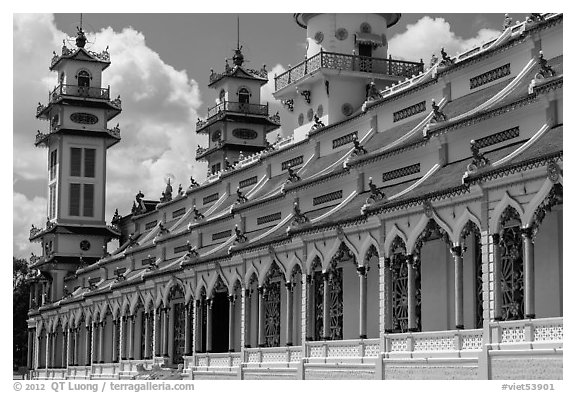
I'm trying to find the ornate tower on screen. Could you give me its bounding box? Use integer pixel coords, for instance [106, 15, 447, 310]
[274, 13, 424, 141]
[29, 25, 122, 303]
[195, 37, 280, 175]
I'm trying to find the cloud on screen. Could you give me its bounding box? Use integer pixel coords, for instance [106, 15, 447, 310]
[388, 17, 500, 63]
[13, 14, 205, 258]
[13, 192, 45, 257]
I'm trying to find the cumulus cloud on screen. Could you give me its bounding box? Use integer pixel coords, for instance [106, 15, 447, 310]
[388, 17, 500, 63]
[13, 14, 204, 258]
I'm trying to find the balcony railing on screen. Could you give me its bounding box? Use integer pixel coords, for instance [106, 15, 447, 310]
[206, 101, 269, 120]
[244, 346, 302, 364]
[194, 352, 241, 368]
[305, 338, 380, 359]
[50, 84, 111, 102]
[275, 51, 424, 91]
[488, 317, 563, 348]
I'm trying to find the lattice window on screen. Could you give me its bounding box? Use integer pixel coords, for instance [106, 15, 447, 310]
[172, 208, 186, 219]
[281, 156, 304, 171]
[313, 190, 343, 206]
[309, 345, 323, 358]
[203, 193, 219, 205]
[313, 272, 324, 341]
[393, 101, 426, 122]
[470, 63, 511, 89]
[499, 207, 524, 321]
[475, 126, 519, 149]
[332, 131, 358, 149]
[462, 221, 483, 328]
[239, 176, 258, 189]
[264, 282, 281, 347]
[212, 230, 232, 241]
[382, 163, 420, 183]
[257, 212, 281, 225]
[392, 253, 410, 333]
[329, 268, 344, 340]
[145, 220, 157, 230]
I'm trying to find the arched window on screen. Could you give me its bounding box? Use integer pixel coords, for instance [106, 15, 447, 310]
[238, 88, 250, 104]
[77, 70, 91, 88]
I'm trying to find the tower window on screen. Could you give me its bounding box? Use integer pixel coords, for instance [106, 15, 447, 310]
[69, 183, 81, 216]
[83, 184, 94, 217]
[48, 184, 56, 219]
[84, 149, 96, 178]
[49, 149, 57, 181]
[238, 88, 250, 104]
[70, 148, 82, 177]
[77, 70, 91, 88]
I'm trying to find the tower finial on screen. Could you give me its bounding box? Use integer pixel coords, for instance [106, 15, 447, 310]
[75, 13, 87, 48]
[237, 15, 240, 50]
[232, 15, 244, 67]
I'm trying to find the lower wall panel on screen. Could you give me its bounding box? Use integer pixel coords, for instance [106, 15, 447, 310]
[489, 353, 562, 380]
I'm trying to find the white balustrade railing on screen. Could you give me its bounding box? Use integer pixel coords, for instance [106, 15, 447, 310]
[305, 338, 380, 358]
[244, 346, 302, 363]
[385, 329, 483, 353]
[194, 352, 241, 368]
[489, 317, 563, 346]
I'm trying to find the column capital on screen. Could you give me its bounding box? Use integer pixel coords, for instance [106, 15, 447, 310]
[450, 245, 463, 258]
[306, 274, 312, 284]
[244, 288, 251, 296]
[228, 294, 235, 303]
[356, 265, 367, 276]
[491, 233, 500, 243]
[520, 226, 534, 240]
[257, 286, 264, 295]
[383, 257, 391, 269]
[322, 271, 330, 281]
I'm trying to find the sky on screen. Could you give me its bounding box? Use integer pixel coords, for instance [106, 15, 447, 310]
[12, 11, 539, 259]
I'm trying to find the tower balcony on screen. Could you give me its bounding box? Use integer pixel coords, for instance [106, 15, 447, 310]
[274, 51, 424, 93]
[196, 101, 270, 133]
[50, 83, 111, 102]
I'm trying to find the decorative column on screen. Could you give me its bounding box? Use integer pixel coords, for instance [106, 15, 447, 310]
[27, 329, 34, 370]
[85, 324, 92, 366]
[492, 234, 503, 320]
[180, 304, 190, 356]
[194, 300, 202, 353]
[305, 275, 314, 341]
[521, 226, 535, 319]
[257, 287, 265, 347]
[142, 313, 149, 359]
[66, 328, 73, 366]
[358, 265, 368, 339]
[129, 315, 136, 360]
[61, 330, 67, 367]
[451, 245, 464, 329]
[383, 257, 393, 332]
[153, 308, 161, 357]
[51, 332, 57, 368]
[407, 255, 418, 332]
[98, 321, 105, 363]
[322, 271, 330, 340]
[73, 328, 79, 366]
[111, 320, 118, 362]
[285, 282, 294, 346]
[206, 299, 213, 352]
[162, 308, 170, 357]
[91, 321, 97, 364]
[45, 332, 51, 368]
[120, 316, 127, 360]
[244, 289, 251, 348]
[228, 295, 235, 352]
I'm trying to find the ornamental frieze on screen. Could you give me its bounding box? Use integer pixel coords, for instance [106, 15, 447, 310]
[469, 63, 511, 90]
[393, 101, 426, 122]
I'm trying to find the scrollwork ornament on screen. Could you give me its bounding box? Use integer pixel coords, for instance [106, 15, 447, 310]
[547, 161, 561, 183]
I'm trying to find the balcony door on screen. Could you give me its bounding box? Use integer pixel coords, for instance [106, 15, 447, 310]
[358, 44, 373, 72]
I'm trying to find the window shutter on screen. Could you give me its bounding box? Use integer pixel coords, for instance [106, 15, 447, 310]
[49, 150, 57, 180]
[84, 149, 96, 178]
[70, 148, 82, 177]
[49, 185, 56, 218]
[69, 183, 81, 216]
[83, 183, 94, 217]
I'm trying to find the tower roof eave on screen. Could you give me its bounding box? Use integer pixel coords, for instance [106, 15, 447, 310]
[294, 13, 401, 29]
[49, 47, 111, 71]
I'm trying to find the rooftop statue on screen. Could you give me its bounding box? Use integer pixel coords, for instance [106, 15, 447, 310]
[160, 179, 173, 203]
[310, 114, 325, 131]
[234, 225, 247, 243]
[503, 14, 513, 30]
[366, 81, 383, 102]
[236, 186, 248, 204]
[351, 135, 368, 157]
[75, 26, 87, 48]
[286, 165, 301, 183]
[193, 205, 205, 221]
[132, 191, 146, 215]
[430, 99, 448, 123]
[439, 47, 454, 66]
[189, 176, 200, 188]
[536, 51, 556, 79]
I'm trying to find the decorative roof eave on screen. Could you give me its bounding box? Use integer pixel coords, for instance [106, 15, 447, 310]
[83, 285, 113, 298]
[283, 167, 350, 193]
[365, 184, 472, 217]
[110, 274, 145, 290]
[229, 234, 293, 256]
[307, 109, 369, 139]
[288, 212, 370, 238]
[293, 13, 401, 29]
[437, 14, 562, 78]
[219, 159, 262, 180]
[29, 223, 120, 242]
[231, 191, 285, 214]
[532, 76, 563, 95]
[208, 66, 268, 87]
[50, 47, 111, 71]
[123, 240, 157, 256]
[196, 112, 279, 135]
[185, 179, 221, 196]
[261, 136, 310, 160]
[142, 263, 184, 280]
[464, 150, 563, 185]
[347, 139, 429, 169]
[188, 210, 234, 230]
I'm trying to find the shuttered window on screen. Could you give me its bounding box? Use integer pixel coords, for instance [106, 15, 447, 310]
[83, 184, 94, 217]
[48, 184, 56, 219]
[49, 150, 57, 181]
[70, 148, 82, 177]
[84, 149, 95, 178]
[69, 183, 81, 216]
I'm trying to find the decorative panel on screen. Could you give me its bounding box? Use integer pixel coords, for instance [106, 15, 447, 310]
[142, 256, 156, 266]
[212, 230, 232, 241]
[232, 128, 258, 140]
[257, 212, 281, 225]
[382, 163, 420, 183]
[281, 156, 304, 171]
[470, 63, 511, 89]
[393, 101, 426, 122]
[499, 211, 524, 321]
[312, 190, 343, 206]
[203, 193, 219, 205]
[239, 176, 258, 189]
[391, 253, 410, 332]
[172, 303, 186, 364]
[332, 131, 358, 149]
[70, 112, 98, 125]
[475, 126, 520, 149]
[145, 220, 157, 230]
[172, 208, 186, 219]
[174, 244, 189, 254]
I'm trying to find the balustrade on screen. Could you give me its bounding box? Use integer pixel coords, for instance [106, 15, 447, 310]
[305, 338, 380, 359]
[384, 329, 484, 354]
[194, 352, 240, 368]
[206, 101, 269, 119]
[489, 317, 563, 347]
[49, 84, 111, 102]
[275, 51, 423, 91]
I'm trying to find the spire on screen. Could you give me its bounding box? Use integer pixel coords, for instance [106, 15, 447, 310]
[232, 15, 244, 67]
[75, 13, 87, 48]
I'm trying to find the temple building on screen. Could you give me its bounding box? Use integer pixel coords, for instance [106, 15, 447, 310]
[26, 13, 563, 380]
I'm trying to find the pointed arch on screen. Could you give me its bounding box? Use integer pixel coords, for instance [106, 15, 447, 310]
[244, 262, 260, 288]
[490, 191, 524, 233]
[195, 275, 208, 299]
[207, 273, 229, 298]
[324, 238, 359, 271]
[384, 224, 408, 258]
[523, 180, 562, 228]
[228, 270, 243, 295]
[407, 213, 453, 254]
[162, 277, 186, 305]
[259, 258, 287, 286]
[286, 252, 304, 282]
[305, 243, 324, 274]
[358, 234, 380, 267]
[453, 207, 482, 244]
